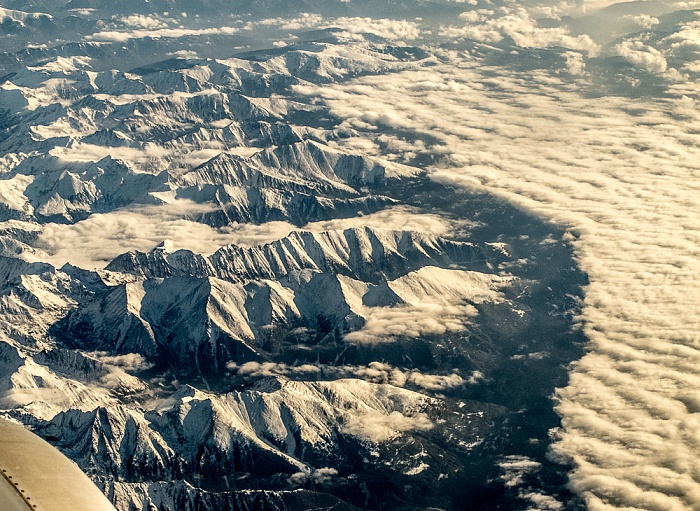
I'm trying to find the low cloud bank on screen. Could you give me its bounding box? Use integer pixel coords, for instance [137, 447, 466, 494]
[31, 204, 452, 270]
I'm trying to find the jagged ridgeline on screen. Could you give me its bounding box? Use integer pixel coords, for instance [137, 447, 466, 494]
[47, 227, 508, 377]
[0, 34, 586, 511]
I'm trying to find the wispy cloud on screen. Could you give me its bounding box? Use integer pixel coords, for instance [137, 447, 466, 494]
[244, 14, 422, 42]
[88, 352, 153, 392]
[227, 360, 478, 392]
[88, 25, 238, 42]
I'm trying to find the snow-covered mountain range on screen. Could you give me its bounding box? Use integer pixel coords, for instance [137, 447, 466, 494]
[0, 4, 590, 510]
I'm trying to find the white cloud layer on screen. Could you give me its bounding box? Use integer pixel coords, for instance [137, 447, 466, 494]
[294, 50, 700, 510]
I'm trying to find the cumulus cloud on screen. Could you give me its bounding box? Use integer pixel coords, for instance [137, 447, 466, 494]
[166, 49, 200, 58]
[341, 409, 433, 443]
[68, 8, 95, 16]
[231, 361, 321, 378]
[664, 20, 700, 50]
[311, 467, 338, 485]
[287, 471, 308, 486]
[409, 370, 479, 390]
[499, 456, 565, 510]
[120, 14, 168, 30]
[613, 40, 668, 73]
[294, 46, 700, 510]
[563, 51, 586, 75]
[519, 491, 565, 511]
[91, 352, 154, 372]
[84, 352, 152, 393]
[499, 455, 542, 488]
[673, 0, 700, 8]
[439, 7, 599, 54]
[621, 14, 660, 30]
[331, 17, 422, 41]
[343, 302, 478, 343]
[246, 13, 324, 31]
[286, 467, 339, 487]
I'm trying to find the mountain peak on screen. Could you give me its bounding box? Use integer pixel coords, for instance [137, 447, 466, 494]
[155, 240, 174, 252]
